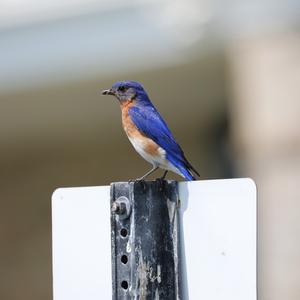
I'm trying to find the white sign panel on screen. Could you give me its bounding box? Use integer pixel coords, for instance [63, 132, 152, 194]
[52, 178, 256, 300]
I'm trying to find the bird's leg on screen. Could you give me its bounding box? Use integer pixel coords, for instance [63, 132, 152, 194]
[155, 170, 168, 191]
[128, 166, 159, 190]
[136, 166, 159, 181]
[160, 170, 168, 180]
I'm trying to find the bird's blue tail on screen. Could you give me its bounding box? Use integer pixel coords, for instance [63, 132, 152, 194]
[177, 165, 196, 181]
[166, 154, 198, 181]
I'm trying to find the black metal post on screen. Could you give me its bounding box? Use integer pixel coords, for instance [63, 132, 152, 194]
[110, 181, 181, 300]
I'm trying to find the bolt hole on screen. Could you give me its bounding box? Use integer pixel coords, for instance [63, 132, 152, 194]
[121, 280, 128, 290]
[121, 255, 128, 264]
[120, 228, 128, 238]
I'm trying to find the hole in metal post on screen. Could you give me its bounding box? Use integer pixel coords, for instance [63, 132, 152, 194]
[120, 228, 128, 238]
[121, 255, 128, 264]
[121, 280, 128, 290]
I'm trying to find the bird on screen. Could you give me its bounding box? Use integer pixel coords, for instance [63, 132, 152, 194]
[102, 80, 199, 181]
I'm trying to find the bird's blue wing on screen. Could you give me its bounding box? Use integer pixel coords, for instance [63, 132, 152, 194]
[128, 105, 195, 180]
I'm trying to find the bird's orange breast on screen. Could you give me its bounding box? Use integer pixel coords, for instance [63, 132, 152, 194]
[120, 100, 160, 156]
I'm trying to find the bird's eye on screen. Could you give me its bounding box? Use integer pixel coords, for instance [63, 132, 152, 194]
[118, 85, 126, 92]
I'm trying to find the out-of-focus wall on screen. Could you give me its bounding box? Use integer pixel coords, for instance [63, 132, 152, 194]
[227, 30, 300, 300]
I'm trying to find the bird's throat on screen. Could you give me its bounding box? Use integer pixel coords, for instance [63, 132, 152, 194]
[120, 98, 135, 109]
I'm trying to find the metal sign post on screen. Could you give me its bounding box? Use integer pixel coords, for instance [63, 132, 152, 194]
[110, 181, 181, 299]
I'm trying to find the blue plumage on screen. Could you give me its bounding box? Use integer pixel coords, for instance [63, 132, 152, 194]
[128, 104, 196, 181]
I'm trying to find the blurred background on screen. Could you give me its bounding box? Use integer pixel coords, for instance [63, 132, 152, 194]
[1, 0, 300, 299]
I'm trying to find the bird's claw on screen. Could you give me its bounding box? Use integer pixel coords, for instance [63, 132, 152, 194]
[155, 177, 166, 191]
[128, 178, 147, 190]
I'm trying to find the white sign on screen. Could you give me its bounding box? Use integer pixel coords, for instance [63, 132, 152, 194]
[52, 178, 256, 300]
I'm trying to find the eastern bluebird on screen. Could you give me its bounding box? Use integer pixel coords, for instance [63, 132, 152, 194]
[102, 80, 199, 181]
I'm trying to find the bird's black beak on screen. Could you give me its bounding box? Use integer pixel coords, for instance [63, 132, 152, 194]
[102, 89, 115, 96]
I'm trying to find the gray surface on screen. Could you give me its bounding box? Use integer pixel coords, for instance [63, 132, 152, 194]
[110, 181, 181, 299]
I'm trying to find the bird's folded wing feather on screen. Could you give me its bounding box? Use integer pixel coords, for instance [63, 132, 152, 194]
[128, 105, 186, 164]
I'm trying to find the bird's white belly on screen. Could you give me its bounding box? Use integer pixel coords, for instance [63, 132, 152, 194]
[127, 135, 182, 175]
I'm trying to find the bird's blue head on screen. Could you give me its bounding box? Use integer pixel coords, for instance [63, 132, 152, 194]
[102, 80, 149, 103]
